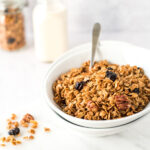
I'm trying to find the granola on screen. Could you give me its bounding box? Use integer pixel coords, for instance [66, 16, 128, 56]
[0, 113, 42, 147]
[53, 60, 150, 120]
[0, 8, 26, 51]
[44, 128, 51, 132]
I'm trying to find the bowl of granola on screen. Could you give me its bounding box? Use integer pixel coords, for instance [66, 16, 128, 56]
[44, 40, 150, 128]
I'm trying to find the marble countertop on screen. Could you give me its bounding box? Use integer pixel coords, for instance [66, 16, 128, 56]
[1, 0, 150, 148]
[0, 0, 150, 148]
[0, 39, 150, 150]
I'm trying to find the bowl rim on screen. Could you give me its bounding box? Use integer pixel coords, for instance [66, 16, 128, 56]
[43, 40, 150, 125]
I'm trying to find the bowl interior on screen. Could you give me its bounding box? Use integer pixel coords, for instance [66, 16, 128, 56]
[44, 41, 150, 124]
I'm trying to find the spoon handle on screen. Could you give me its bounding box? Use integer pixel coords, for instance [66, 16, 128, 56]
[90, 23, 101, 68]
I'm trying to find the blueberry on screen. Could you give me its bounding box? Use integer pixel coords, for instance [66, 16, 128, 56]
[82, 68, 87, 72]
[8, 127, 20, 136]
[106, 71, 117, 82]
[132, 88, 140, 94]
[61, 100, 66, 106]
[107, 67, 113, 70]
[75, 81, 85, 91]
[7, 38, 15, 44]
[98, 66, 101, 70]
[4, 8, 9, 13]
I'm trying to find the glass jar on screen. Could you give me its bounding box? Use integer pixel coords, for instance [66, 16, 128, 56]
[0, 0, 26, 51]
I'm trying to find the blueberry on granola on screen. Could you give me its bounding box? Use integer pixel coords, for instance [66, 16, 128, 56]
[106, 71, 117, 82]
[132, 88, 140, 94]
[4, 8, 9, 13]
[98, 66, 101, 70]
[7, 37, 15, 44]
[61, 99, 66, 107]
[8, 127, 20, 136]
[107, 67, 113, 70]
[75, 81, 85, 91]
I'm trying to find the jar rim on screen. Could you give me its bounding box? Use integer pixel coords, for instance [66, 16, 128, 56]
[0, 0, 27, 14]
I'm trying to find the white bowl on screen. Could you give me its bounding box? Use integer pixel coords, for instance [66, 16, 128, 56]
[44, 40, 150, 128]
[47, 103, 146, 137]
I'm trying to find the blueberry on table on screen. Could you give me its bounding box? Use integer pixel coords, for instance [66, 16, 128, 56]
[75, 81, 85, 91]
[132, 88, 140, 94]
[7, 38, 15, 44]
[8, 127, 20, 136]
[106, 71, 117, 82]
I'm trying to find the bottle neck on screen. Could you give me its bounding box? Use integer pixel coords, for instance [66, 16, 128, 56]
[37, 0, 60, 4]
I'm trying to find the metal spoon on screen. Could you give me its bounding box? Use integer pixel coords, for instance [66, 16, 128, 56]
[90, 23, 101, 69]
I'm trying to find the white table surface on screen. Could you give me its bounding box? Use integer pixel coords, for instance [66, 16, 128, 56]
[1, 0, 149, 148]
[0, 41, 150, 150]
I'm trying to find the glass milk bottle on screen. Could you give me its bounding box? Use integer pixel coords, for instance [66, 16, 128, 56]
[32, 0, 68, 62]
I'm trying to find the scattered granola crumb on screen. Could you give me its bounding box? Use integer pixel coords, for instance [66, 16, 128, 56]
[0, 113, 44, 147]
[0, 137, 6, 143]
[16, 141, 22, 144]
[20, 120, 29, 128]
[30, 120, 37, 124]
[23, 136, 29, 140]
[7, 119, 12, 124]
[31, 124, 38, 129]
[13, 121, 19, 128]
[6, 135, 14, 142]
[28, 129, 35, 134]
[29, 135, 34, 140]
[10, 136, 16, 143]
[11, 141, 17, 146]
[11, 114, 17, 120]
[44, 128, 51, 132]
[17, 133, 21, 137]
[7, 125, 13, 130]
[6, 138, 10, 143]
[30, 120, 38, 129]
[0, 144, 6, 147]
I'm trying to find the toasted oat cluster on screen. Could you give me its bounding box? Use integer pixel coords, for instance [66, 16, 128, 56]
[53, 60, 150, 120]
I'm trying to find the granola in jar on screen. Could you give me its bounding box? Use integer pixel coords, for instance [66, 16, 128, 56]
[53, 60, 150, 120]
[0, 0, 26, 51]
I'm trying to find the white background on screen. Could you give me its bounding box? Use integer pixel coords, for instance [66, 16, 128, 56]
[27, 0, 150, 48]
[0, 0, 150, 150]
